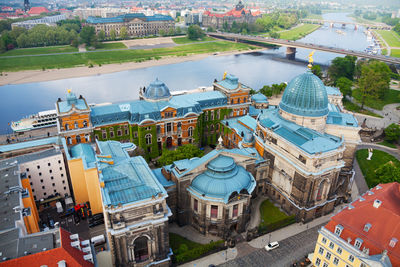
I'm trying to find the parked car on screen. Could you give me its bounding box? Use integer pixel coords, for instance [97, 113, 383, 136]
[265, 241, 279, 251]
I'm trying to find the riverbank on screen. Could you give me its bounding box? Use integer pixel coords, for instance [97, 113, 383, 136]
[279, 23, 321, 40]
[0, 48, 263, 86]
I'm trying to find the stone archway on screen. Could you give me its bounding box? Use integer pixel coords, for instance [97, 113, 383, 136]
[133, 236, 149, 263]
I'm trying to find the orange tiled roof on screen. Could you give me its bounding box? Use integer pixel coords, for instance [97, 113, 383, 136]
[325, 183, 400, 266]
[28, 7, 49, 15]
[204, 7, 258, 18]
[0, 228, 94, 267]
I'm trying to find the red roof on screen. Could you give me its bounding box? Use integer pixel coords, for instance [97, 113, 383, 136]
[204, 7, 258, 18]
[0, 228, 94, 267]
[325, 183, 400, 266]
[28, 7, 49, 15]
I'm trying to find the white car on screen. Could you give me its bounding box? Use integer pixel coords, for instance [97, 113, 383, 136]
[265, 241, 279, 251]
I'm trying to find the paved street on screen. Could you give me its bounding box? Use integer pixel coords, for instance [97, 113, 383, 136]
[218, 223, 324, 267]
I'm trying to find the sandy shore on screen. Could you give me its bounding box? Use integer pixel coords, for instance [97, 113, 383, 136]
[0, 49, 263, 86]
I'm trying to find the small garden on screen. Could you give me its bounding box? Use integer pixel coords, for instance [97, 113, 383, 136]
[356, 149, 400, 188]
[169, 233, 224, 264]
[258, 199, 296, 234]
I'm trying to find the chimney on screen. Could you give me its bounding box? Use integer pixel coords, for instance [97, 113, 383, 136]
[373, 199, 382, 208]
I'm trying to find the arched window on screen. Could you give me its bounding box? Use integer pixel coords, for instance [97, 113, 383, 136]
[76, 135, 81, 144]
[74, 121, 79, 129]
[145, 134, 152, 145]
[65, 124, 69, 131]
[83, 120, 88, 128]
[188, 127, 193, 137]
[67, 137, 72, 145]
[134, 236, 149, 262]
[85, 134, 90, 142]
[316, 180, 326, 201]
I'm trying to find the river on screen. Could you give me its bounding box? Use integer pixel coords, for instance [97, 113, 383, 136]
[0, 12, 372, 134]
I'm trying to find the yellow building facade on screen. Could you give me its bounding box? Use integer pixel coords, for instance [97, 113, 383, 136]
[21, 174, 40, 234]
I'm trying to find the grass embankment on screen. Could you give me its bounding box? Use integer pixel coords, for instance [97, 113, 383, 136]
[378, 140, 397, 149]
[93, 42, 127, 50]
[279, 24, 321, 40]
[343, 99, 383, 118]
[0, 45, 78, 56]
[172, 36, 215, 44]
[306, 14, 323, 20]
[0, 41, 256, 72]
[259, 199, 295, 234]
[352, 89, 400, 110]
[356, 149, 400, 187]
[391, 49, 400, 58]
[375, 30, 400, 48]
[169, 233, 224, 264]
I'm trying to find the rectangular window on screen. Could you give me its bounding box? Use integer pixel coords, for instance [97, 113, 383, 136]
[322, 263, 328, 267]
[333, 257, 339, 265]
[134, 132, 138, 138]
[326, 252, 331, 260]
[110, 130, 114, 138]
[124, 127, 129, 135]
[48, 163, 51, 166]
[26, 168, 29, 172]
[102, 132, 107, 139]
[335, 225, 343, 236]
[318, 247, 324, 255]
[329, 242, 334, 249]
[211, 205, 218, 218]
[336, 247, 342, 255]
[315, 258, 321, 266]
[117, 130, 122, 136]
[355, 238, 363, 249]
[233, 204, 238, 218]
[348, 255, 354, 262]
[194, 199, 198, 212]
[166, 123, 172, 133]
[322, 237, 327, 244]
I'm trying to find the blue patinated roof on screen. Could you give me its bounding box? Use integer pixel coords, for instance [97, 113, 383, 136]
[144, 78, 171, 100]
[325, 86, 342, 96]
[215, 74, 249, 90]
[57, 91, 89, 113]
[279, 70, 329, 117]
[259, 107, 343, 154]
[87, 13, 173, 24]
[97, 141, 167, 206]
[326, 103, 358, 127]
[69, 143, 97, 169]
[90, 90, 226, 126]
[0, 137, 61, 153]
[222, 115, 257, 138]
[152, 168, 175, 187]
[252, 93, 268, 103]
[188, 155, 256, 203]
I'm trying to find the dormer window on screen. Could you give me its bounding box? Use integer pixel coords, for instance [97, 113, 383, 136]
[363, 223, 371, 232]
[354, 238, 363, 249]
[390, 238, 398, 248]
[335, 225, 343, 236]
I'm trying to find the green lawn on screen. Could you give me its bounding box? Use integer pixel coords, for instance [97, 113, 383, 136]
[391, 49, 400, 58]
[172, 36, 216, 44]
[352, 88, 400, 110]
[306, 14, 323, 20]
[356, 149, 400, 187]
[342, 99, 383, 118]
[169, 233, 224, 264]
[279, 24, 321, 41]
[0, 45, 78, 57]
[378, 140, 397, 149]
[376, 30, 400, 47]
[259, 199, 292, 227]
[94, 42, 127, 50]
[0, 41, 256, 72]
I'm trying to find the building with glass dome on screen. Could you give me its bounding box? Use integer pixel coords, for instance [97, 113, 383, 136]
[222, 68, 360, 222]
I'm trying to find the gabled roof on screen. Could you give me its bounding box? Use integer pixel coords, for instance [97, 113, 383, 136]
[215, 74, 250, 91]
[324, 183, 400, 267]
[28, 7, 49, 15]
[56, 91, 90, 114]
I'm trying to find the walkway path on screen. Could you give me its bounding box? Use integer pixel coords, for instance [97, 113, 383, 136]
[169, 223, 221, 245]
[247, 195, 268, 229]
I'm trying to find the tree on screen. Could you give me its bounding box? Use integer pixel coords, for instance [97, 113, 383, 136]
[311, 64, 322, 79]
[373, 163, 400, 185]
[110, 29, 116, 41]
[159, 29, 166, 36]
[384, 123, 400, 143]
[157, 144, 204, 166]
[79, 26, 97, 47]
[328, 56, 357, 84]
[336, 77, 353, 97]
[120, 26, 128, 39]
[269, 32, 280, 39]
[358, 61, 391, 109]
[97, 30, 105, 41]
[187, 25, 204, 40]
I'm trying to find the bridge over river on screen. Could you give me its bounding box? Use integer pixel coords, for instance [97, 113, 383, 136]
[208, 32, 400, 65]
[300, 19, 392, 30]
